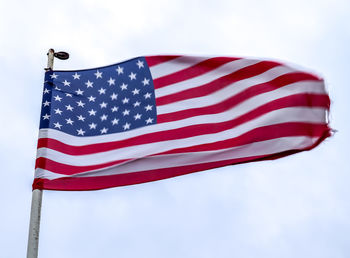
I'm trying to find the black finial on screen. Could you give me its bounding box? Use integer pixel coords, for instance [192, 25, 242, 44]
[54, 51, 70, 60]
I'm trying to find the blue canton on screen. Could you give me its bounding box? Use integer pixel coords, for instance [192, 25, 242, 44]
[40, 57, 157, 136]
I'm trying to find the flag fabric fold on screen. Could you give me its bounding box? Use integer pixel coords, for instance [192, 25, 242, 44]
[33, 55, 331, 191]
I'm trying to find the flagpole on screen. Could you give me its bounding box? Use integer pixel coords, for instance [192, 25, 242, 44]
[27, 48, 69, 258]
[27, 188, 43, 258]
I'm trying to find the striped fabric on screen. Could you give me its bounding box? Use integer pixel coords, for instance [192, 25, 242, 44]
[33, 55, 331, 190]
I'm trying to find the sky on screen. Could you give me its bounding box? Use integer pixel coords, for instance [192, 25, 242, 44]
[0, 0, 349, 257]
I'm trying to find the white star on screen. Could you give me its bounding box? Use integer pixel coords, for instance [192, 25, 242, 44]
[77, 115, 86, 121]
[133, 101, 141, 107]
[42, 113, 50, 120]
[145, 105, 153, 111]
[75, 89, 84, 95]
[54, 108, 63, 115]
[110, 93, 118, 100]
[98, 88, 106, 95]
[111, 106, 118, 112]
[132, 88, 140, 95]
[100, 127, 108, 134]
[77, 128, 85, 136]
[122, 109, 130, 116]
[107, 77, 115, 86]
[89, 123, 97, 129]
[53, 122, 62, 129]
[72, 72, 81, 80]
[66, 118, 74, 125]
[136, 60, 144, 69]
[111, 118, 119, 125]
[142, 78, 150, 86]
[144, 92, 152, 99]
[94, 70, 103, 79]
[65, 104, 74, 111]
[50, 73, 58, 79]
[120, 83, 128, 90]
[43, 88, 50, 94]
[146, 118, 154, 124]
[116, 66, 124, 75]
[100, 102, 107, 108]
[63, 80, 71, 86]
[43, 100, 50, 107]
[146, 117, 153, 124]
[88, 109, 97, 116]
[54, 95, 62, 102]
[100, 114, 108, 121]
[129, 72, 137, 80]
[76, 100, 85, 107]
[88, 96, 96, 102]
[134, 113, 142, 120]
[54, 86, 61, 91]
[65, 93, 73, 97]
[122, 97, 129, 104]
[85, 80, 93, 88]
[123, 123, 131, 130]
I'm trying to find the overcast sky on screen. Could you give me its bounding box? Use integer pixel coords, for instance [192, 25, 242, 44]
[0, 0, 349, 257]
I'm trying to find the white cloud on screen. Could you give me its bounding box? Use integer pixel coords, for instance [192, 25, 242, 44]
[0, 0, 349, 257]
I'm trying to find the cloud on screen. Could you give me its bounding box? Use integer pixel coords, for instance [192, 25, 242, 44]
[0, 0, 349, 257]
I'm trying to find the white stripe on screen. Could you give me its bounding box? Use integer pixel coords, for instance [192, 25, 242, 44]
[154, 58, 262, 98]
[35, 135, 319, 180]
[38, 80, 326, 146]
[36, 107, 326, 167]
[149, 56, 211, 79]
[157, 80, 326, 115]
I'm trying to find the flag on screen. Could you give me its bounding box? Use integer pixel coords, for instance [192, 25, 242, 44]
[33, 55, 331, 190]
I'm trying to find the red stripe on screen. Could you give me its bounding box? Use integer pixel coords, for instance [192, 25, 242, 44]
[145, 55, 181, 67]
[35, 157, 130, 175]
[154, 61, 282, 92]
[157, 73, 324, 122]
[157, 123, 329, 155]
[152, 57, 241, 89]
[157, 68, 319, 108]
[32, 126, 331, 191]
[37, 94, 329, 156]
[35, 122, 329, 175]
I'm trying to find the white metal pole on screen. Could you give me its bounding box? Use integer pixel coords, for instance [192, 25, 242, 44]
[47, 48, 55, 70]
[27, 48, 55, 258]
[27, 189, 43, 258]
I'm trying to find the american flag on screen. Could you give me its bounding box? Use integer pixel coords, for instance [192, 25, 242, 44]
[33, 55, 331, 190]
